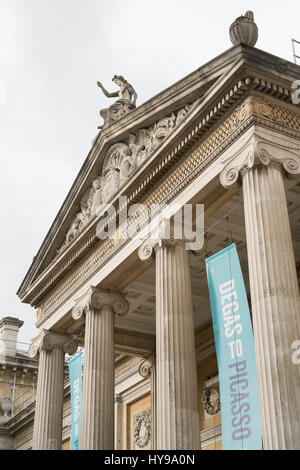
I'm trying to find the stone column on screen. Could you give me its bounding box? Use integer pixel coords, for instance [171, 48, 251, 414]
[72, 287, 129, 450]
[221, 133, 300, 450]
[139, 356, 157, 449]
[29, 330, 77, 450]
[139, 238, 201, 450]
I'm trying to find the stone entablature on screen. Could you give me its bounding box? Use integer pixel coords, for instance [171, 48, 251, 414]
[17, 44, 300, 310]
[33, 93, 300, 324]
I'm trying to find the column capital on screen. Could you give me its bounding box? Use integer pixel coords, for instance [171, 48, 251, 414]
[138, 355, 156, 378]
[28, 330, 78, 359]
[138, 238, 177, 262]
[72, 286, 129, 321]
[220, 132, 300, 190]
[138, 219, 190, 262]
[114, 394, 122, 403]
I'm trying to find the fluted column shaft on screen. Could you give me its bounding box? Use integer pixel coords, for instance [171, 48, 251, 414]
[33, 347, 65, 449]
[81, 305, 114, 449]
[242, 163, 300, 450]
[220, 133, 300, 449]
[156, 241, 200, 449]
[72, 287, 129, 450]
[29, 331, 77, 450]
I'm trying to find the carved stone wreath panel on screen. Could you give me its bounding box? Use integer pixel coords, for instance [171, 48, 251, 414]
[133, 409, 151, 449]
[36, 96, 300, 320]
[202, 383, 221, 418]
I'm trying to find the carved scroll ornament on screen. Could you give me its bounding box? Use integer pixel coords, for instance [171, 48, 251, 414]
[220, 133, 300, 190]
[72, 286, 129, 321]
[28, 330, 78, 359]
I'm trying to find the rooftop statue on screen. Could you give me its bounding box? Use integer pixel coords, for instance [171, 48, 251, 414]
[97, 75, 138, 130]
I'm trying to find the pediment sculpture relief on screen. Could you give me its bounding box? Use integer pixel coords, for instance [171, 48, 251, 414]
[56, 99, 199, 257]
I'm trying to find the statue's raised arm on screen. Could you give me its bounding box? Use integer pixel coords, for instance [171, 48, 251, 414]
[97, 81, 119, 99]
[97, 75, 138, 130]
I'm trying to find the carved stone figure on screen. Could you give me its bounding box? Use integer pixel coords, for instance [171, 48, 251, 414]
[97, 75, 138, 129]
[66, 216, 81, 244]
[89, 176, 103, 217]
[119, 154, 136, 186]
[78, 198, 91, 231]
[0, 397, 12, 424]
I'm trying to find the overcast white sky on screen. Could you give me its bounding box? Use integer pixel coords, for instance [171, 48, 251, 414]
[0, 0, 299, 346]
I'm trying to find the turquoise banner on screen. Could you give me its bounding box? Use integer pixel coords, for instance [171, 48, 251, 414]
[205, 244, 262, 450]
[68, 352, 82, 450]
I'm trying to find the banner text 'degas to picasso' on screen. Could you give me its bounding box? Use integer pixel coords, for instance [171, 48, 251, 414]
[206, 244, 262, 450]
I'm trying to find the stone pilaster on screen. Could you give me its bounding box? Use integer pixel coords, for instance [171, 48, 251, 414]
[72, 287, 129, 450]
[139, 238, 200, 450]
[139, 355, 157, 449]
[221, 132, 300, 449]
[114, 394, 122, 450]
[29, 330, 77, 450]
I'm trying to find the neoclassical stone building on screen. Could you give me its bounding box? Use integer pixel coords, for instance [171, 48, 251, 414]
[17, 12, 300, 450]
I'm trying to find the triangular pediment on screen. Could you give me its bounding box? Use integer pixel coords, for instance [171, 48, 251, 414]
[56, 99, 202, 255]
[18, 44, 300, 303]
